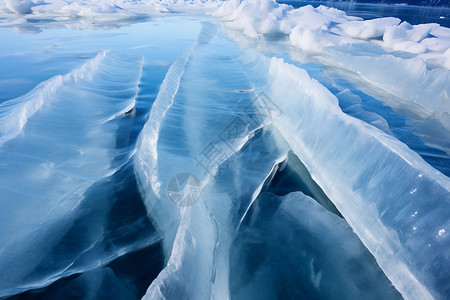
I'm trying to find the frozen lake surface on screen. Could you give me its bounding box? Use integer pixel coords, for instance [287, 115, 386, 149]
[0, 1, 449, 299]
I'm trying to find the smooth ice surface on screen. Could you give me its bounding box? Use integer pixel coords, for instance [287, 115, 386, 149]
[231, 191, 401, 300]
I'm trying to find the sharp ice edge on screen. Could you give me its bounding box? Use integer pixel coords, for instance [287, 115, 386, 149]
[237, 49, 450, 300]
[135, 18, 401, 298]
[222, 20, 449, 174]
[138, 127, 290, 300]
[134, 22, 218, 253]
[0, 50, 108, 147]
[0, 51, 144, 298]
[236, 151, 288, 231]
[135, 44, 194, 201]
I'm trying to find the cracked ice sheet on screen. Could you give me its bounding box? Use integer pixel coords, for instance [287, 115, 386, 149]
[135, 22, 292, 299]
[134, 21, 420, 300]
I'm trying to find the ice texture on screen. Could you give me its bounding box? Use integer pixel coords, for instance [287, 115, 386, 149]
[339, 17, 401, 39]
[133, 19, 450, 300]
[214, 0, 450, 153]
[0, 50, 108, 146]
[0, 1, 449, 299]
[0, 51, 146, 297]
[236, 50, 450, 300]
[322, 44, 450, 132]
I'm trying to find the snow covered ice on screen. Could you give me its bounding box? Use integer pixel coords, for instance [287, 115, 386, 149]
[0, 0, 449, 299]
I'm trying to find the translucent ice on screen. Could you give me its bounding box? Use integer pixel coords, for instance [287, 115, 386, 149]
[237, 50, 450, 300]
[134, 19, 450, 300]
[0, 50, 108, 146]
[0, 51, 145, 297]
[0, 1, 449, 299]
[135, 22, 291, 299]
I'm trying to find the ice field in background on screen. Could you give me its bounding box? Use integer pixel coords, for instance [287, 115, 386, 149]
[0, 1, 449, 299]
